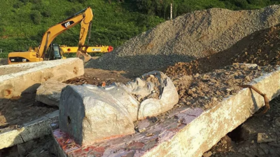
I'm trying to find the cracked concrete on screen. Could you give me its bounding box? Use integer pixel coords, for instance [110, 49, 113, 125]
[0, 58, 84, 98]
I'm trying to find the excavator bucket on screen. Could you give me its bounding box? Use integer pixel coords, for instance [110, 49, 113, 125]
[77, 53, 92, 63]
[76, 45, 92, 63]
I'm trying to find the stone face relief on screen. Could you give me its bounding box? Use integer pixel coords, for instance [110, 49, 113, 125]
[124, 71, 179, 119]
[59, 71, 179, 146]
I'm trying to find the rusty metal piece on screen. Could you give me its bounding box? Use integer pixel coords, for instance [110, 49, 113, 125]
[239, 85, 270, 116]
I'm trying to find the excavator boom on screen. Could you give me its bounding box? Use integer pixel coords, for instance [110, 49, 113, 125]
[8, 7, 93, 64]
[38, 7, 93, 58]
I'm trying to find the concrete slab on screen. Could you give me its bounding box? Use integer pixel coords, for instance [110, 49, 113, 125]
[52, 66, 280, 157]
[0, 110, 59, 149]
[0, 58, 84, 98]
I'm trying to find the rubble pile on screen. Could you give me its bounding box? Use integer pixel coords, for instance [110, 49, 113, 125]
[86, 5, 280, 72]
[173, 64, 276, 109]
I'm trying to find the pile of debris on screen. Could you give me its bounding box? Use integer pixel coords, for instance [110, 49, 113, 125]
[165, 25, 280, 76]
[86, 5, 280, 72]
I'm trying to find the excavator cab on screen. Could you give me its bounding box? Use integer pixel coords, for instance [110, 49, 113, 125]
[44, 43, 64, 60]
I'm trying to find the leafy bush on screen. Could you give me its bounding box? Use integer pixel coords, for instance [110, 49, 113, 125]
[42, 10, 52, 17]
[30, 0, 42, 4]
[13, 2, 24, 8]
[19, 0, 29, 4]
[67, 0, 87, 2]
[65, 6, 85, 16]
[0, 53, 8, 58]
[30, 10, 42, 24]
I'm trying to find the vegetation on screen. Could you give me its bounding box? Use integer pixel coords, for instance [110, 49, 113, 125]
[0, 0, 279, 57]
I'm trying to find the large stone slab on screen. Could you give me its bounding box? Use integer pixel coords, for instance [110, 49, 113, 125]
[52, 66, 280, 157]
[36, 80, 68, 107]
[0, 58, 84, 98]
[0, 111, 58, 149]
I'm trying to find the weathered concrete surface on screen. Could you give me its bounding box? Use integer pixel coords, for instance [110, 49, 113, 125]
[53, 66, 280, 157]
[0, 58, 84, 98]
[0, 111, 58, 149]
[36, 80, 68, 107]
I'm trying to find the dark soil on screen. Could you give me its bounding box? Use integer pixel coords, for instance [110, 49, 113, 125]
[64, 68, 132, 86]
[0, 93, 57, 132]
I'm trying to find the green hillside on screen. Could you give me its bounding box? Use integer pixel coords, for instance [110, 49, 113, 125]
[0, 0, 164, 56]
[0, 0, 279, 58]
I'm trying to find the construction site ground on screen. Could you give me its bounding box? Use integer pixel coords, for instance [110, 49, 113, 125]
[1, 66, 280, 157]
[2, 7, 280, 156]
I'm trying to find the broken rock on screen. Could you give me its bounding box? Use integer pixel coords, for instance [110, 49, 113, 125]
[36, 80, 67, 107]
[257, 133, 276, 143]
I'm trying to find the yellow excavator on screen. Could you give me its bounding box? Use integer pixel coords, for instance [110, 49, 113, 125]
[19, 44, 113, 61]
[8, 7, 93, 64]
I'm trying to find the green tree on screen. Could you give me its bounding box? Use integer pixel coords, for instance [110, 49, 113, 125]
[30, 11, 42, 24]
[13, 2, 24, 8]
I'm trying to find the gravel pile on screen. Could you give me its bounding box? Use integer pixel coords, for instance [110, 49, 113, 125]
[165, 24, 280, 76]
[86, 5, 280, 72]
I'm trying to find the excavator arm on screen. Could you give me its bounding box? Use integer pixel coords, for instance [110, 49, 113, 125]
[38, 7, 93, 60]
[8, 7, 93, 64]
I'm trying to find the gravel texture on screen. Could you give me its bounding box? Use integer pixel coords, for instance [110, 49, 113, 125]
[165, 24, 280, 76]
[86, 5, 280, 72]
[172, 63, 276, 110]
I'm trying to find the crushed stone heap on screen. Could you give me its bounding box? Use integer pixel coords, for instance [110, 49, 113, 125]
[86, 5, 280, 72]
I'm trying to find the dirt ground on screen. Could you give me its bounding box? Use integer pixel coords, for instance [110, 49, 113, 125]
[2, 20, 280, 157]
[0, 93, 57, 132]
[64, 68, 132, 86]
[1, 63, 279, 157]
